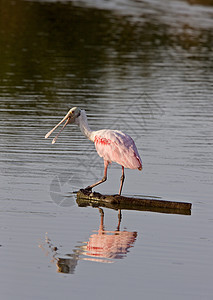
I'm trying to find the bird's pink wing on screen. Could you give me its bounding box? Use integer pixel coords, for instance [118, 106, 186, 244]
[94, 130, 142, 170]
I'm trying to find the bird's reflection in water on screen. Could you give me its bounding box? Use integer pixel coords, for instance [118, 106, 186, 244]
[40, 209, 137, 274]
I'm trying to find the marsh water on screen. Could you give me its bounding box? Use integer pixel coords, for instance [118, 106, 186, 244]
[0, 0, 213, 299]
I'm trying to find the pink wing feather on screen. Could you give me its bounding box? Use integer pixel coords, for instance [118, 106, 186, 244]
[94, 130, 142, 170]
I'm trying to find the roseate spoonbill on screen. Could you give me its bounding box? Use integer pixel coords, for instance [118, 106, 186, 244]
[45, 107, 142, 195]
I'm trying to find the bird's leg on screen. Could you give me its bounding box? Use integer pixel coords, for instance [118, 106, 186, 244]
[85, 161, 108, 191]
[118, 166, 125, 195]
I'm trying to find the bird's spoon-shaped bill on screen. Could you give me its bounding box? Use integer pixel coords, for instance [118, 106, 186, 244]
[45, 112, 70, 143]
[51, 118, 70, 144]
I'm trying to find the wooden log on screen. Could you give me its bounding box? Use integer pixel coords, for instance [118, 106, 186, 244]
[77, 189, 192, 215]
[76, 198, 191, 215]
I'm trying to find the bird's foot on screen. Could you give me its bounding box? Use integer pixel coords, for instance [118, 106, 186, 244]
[81, 186, 93, 196]
[84, 186, 93, 195]
[85, 186, 92, 191]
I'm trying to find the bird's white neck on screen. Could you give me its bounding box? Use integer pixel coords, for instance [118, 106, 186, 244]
[77, 110, 94, 142]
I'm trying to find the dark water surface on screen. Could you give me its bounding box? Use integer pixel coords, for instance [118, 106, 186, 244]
[0, 0, 213, 299]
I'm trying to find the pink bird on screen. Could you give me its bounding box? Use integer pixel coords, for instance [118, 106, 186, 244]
[45, 107, 142, 195]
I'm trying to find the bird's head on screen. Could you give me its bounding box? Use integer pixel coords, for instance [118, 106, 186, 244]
[45, 107, 81, 144]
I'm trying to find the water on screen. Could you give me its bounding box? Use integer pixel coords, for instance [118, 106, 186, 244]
[0, 0, 213, 299]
